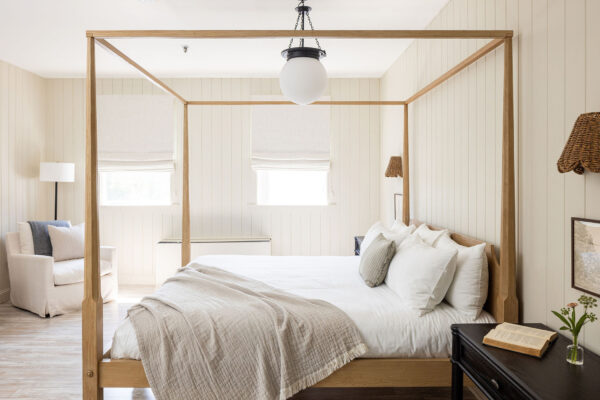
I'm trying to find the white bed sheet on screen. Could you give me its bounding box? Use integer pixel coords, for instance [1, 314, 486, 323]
[111, 255, 495, 359]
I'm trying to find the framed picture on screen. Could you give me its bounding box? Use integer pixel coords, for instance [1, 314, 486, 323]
[572, 217, 600, 297]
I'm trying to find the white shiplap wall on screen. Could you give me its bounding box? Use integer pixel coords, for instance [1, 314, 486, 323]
[46, 78, 381, 285]
[0, 60, 48, 301]
[381, 0, 600, 353]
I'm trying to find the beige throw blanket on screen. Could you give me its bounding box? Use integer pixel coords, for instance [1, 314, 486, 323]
[128, 264, 367, 400]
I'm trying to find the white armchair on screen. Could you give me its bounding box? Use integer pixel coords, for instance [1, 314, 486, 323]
[5, 232, 117, 317]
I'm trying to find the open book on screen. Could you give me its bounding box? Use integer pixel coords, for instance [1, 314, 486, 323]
[483, 323, 558, 358]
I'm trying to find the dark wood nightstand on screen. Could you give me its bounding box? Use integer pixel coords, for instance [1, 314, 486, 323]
[451, 323, 600, 400]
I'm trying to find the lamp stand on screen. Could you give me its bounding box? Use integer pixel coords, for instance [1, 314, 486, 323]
[54, 181, 58, 220]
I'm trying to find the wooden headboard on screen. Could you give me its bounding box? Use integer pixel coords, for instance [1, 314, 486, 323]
[410, 220, 515, 323]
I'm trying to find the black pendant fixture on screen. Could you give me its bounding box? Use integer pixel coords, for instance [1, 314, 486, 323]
[281, 1, 326, 61]
[279, 0, 328, 105]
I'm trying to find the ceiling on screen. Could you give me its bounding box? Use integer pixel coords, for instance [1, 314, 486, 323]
[0, 0, 448, 78]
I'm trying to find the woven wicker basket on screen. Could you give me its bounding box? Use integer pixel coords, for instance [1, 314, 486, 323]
[557, 112, 600, 175]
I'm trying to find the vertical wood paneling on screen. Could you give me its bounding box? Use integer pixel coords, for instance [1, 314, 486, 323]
[584, 0, 600, 345]
[381, 0, 600, 353]
[563, 0, 587, 343]
[546, 0, 566, 337]
[522, 0, 548, 327]
[0, 61, 47, 300]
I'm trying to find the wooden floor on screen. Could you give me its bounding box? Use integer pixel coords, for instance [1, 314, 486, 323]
[0, 287, 476, 400]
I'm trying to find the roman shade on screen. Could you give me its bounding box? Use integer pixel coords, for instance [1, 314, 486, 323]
[251, 96, 330, 170]
[97, 95, 175, 171]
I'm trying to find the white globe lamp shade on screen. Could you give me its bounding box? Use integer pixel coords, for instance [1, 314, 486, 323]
[280, 56, 327, 105]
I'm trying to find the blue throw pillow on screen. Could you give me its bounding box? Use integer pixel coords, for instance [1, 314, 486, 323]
[27, 220, 71, 256]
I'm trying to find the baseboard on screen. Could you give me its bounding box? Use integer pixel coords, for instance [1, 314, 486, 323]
[0, 288, 10, 304]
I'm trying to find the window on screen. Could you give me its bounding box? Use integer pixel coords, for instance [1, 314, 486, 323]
[257, 169, 328, 206]
[99, 170, 173, 206]
[251, 95, 331, 206]
[97, 94, 176, 206]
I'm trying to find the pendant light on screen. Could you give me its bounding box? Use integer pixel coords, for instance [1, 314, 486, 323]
[280, 0, 327, 105]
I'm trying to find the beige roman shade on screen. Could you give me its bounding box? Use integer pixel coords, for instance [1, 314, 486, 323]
[97, 95, 175, 171]
[251, 96, 330, 170]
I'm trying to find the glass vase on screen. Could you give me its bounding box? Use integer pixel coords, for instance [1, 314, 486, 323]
[566, 344, 584, 365]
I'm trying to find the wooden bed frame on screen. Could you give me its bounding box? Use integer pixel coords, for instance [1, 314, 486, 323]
[82, 30, 518, 399]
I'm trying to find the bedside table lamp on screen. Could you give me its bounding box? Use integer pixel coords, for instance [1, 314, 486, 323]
[40, 162, 75, 220]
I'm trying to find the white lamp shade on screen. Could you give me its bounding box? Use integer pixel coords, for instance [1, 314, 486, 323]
[40, 162, 75, 182]
[279, 57, 328, 105]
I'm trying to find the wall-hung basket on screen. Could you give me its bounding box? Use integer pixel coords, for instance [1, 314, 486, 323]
[557, 112, 600, 175]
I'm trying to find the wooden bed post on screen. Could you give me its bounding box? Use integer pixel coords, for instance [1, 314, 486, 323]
[402, 104, 410, 225]
[500, 37, 518, 323]
[181, 103, 191, 266]
[82, 36, 103, 400]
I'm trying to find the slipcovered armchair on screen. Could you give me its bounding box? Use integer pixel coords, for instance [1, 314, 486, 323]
[5, 232, 117, 317]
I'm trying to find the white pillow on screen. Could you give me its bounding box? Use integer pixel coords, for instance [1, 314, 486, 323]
[362, 222, 413, 253]
[361, 222, 385, 253]
[385, 234, 458, 316]
[387, 221, 415, 247]
[384, 230, 412, 248]
[390, 220, 416, 235]
[414, 224, 448, 246]
[17, 222, 35, 255]
[48, 223, 85, 262]
[436, 233, 488, 320]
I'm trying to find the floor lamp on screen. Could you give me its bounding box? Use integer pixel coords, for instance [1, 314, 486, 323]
[40, 162, 75, 220]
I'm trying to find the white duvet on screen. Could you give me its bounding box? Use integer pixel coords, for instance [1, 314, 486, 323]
[111, 255, 494, 359]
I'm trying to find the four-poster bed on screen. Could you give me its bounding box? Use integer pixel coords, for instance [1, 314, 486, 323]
[83, 29, 518, 399]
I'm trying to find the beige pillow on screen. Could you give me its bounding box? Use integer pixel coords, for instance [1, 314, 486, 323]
[48, 223, 85, 261]
[359, 233, 396, 287]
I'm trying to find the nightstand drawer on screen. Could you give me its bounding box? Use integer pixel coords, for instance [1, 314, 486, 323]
[460, 345, 528, 400]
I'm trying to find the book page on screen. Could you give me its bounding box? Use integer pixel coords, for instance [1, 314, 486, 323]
[496, 323, 556, 341]
[485, 327, 548, 350]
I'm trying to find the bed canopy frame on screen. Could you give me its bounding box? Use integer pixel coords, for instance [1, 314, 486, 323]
[82, 29, 518, 399]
